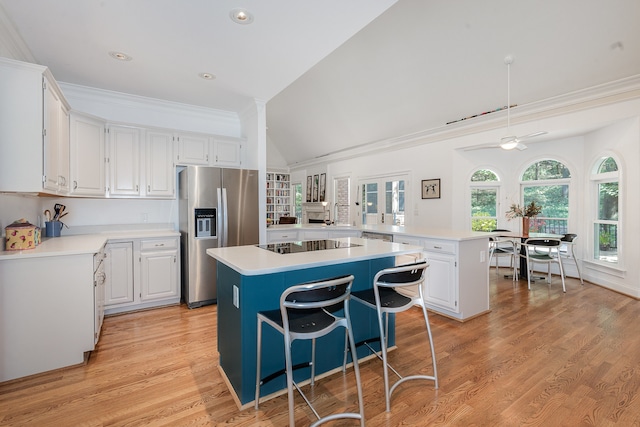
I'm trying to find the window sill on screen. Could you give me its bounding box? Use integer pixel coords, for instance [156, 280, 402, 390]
[583, 259, 626, 278]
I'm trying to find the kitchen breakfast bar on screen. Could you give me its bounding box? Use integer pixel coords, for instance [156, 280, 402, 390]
[206, 237, 425, 408]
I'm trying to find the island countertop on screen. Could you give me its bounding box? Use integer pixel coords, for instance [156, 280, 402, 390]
[206, 237, 424, 276]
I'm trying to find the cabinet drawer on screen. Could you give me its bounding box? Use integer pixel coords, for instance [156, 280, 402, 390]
[268, 230, 298, 242]
[140, 238, 178, 251]
[422, 239, 456, 254]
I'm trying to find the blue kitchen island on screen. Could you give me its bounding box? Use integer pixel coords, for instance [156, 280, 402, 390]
[207, 237, 423, 408]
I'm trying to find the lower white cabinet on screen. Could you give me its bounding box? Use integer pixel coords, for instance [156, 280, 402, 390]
[104, 236, 180, 315]
[267, 229, 299, 243]
[393, 234, 489, 321]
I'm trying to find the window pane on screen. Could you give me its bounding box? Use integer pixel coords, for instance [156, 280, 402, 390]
[598, 182, 618, 220]
[598, 157, 618, 173]
[471, 188, 497, 216]
[522, 160, 571, 181]
[523, 185, 568, 234]
[471, 169, 498, 182]
[595, 223, 618, 263]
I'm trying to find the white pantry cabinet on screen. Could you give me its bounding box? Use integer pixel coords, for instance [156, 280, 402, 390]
[69, 112, 106, 196]
[393, 234, 489, 321]
[0, 58, 70, 193]
[212, 136, 242, 167]
[104, 236, 180, 315]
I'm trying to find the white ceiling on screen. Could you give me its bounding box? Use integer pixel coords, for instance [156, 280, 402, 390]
[2, 0, 639, 166]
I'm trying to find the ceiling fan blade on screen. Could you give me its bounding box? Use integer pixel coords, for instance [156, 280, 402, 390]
[460, 143, 501, 151]
[515, 142, 528, 151]
[517, 131, 547, 142]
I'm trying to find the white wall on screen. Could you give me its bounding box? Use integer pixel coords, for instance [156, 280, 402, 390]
[294, 95, 640, 297]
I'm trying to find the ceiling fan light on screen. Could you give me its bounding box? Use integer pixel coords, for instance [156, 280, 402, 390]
[500, 140, 519, 150]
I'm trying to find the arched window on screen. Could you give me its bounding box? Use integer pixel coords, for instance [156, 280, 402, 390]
[470, 169, 499, 231]
[592, 156, 619, 264]
[520, 159, 571, 233]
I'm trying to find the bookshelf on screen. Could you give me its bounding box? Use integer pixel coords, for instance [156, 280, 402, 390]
[266, 172, 291, 224]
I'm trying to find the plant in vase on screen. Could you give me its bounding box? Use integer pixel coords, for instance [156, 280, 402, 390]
[506, 201, 542, 236]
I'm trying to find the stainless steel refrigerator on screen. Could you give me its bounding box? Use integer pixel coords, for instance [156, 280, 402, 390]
[179, 166, 259, 308]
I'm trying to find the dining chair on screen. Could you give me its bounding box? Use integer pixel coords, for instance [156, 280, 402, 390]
[489, 229, 518, 280]
[520, 238, 566, 292]
[558, 234, 584, 285]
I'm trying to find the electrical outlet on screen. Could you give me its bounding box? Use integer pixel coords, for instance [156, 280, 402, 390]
[233, 285, 239, 308]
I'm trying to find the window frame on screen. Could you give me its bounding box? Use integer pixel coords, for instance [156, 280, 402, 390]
[590, 156, 621, 266]
[469, 168, 501, 231]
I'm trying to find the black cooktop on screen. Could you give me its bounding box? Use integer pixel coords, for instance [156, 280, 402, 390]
[257, 239, 361, 254]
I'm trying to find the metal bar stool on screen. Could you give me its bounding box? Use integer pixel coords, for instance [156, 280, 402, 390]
[349, 261, 438, 412]
[255, 275, 365, 427]
[559, 233, 584, 285]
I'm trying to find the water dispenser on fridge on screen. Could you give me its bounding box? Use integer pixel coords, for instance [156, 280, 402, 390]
[194, 208, 216, 238]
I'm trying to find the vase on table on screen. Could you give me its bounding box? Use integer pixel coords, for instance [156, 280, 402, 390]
[522, 217, 530, 237]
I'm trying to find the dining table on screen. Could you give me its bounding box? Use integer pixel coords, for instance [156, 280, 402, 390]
[495, 232, 564, 280]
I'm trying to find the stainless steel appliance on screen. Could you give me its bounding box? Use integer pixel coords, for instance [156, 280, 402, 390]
[179, 166, 259, 308]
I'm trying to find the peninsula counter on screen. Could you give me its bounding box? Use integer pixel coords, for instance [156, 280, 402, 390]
[207, 237, 424, 408]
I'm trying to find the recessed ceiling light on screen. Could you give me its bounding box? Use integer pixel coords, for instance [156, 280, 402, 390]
[229, 8, 254, 25]
[108, 51, 133, 61]
[199, 72, 216, 80]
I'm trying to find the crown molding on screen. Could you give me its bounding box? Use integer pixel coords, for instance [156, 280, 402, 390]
[289, 74, 640, 171]
[0, 4, 36, 62]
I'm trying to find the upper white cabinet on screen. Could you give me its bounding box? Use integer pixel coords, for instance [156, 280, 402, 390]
[175, 132, 210, 165]
[43, 77, 71, 194]
[107, 125, 141, 197]
[0, 58, 70, 193]
[70, 112, 106, 196]
[212, 136, 241, 167]
[145, 129, 175, 198]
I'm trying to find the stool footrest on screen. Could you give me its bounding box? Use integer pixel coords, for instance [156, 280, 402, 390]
[259, 361, 311, 386]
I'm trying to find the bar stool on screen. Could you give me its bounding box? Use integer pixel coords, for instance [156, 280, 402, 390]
[350, 261, 438, 412]
[254, 275, 365, 427]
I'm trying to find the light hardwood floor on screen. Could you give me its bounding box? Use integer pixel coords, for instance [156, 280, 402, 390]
[2, 273, 640, 426]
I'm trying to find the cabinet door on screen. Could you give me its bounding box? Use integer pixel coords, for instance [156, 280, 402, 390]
[423, 251, 457, 312]
[146, 130, 175, 198]
[70, 113, 106, 196]
[176, 133, 209, 165]
[140, 250, 178, 301]
[104, 242, 135, 306]
[212, 137, 241, 167]
[108, 125, 141, 196]
[43, 77, 69, 193]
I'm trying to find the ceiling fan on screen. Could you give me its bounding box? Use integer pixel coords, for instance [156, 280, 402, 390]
[465, 56, 547, 151]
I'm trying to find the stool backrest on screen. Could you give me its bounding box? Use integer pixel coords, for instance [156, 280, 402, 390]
[375, 261, 428, 289]
[282, 275, 354, 310]
[562, 233, 578, 242]
[524, 238, 561, 248]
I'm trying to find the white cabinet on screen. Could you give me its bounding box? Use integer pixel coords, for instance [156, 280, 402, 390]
[0, 58, 70, 193]
[393, 234, 489, 321]
[328, 229, 362, 239]
[94, 249, 106, 345]
[267, 229, 299, 243]
[108, 125, 141, 196]
[212, 136, 241, 167]
[104, 241, 135, 306]
[43, 77, 70, 194]
[104, 236, 180, 315]
[70, 112, 106, 196]
[140, 238, 179, 301]
[175, 132, 210, 165]
[145, 129, 175, 198]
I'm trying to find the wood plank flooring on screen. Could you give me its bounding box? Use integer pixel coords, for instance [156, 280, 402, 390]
[2, 273, 640, 426]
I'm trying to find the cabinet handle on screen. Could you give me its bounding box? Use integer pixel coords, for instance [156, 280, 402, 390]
[155, 243, 165, 247]
[73, 180, 78, 190]
[136, 185, 139, 192]
[148, 185, 151, 192]
[174, 256, 176, 263]
[433, 245, 442, 249]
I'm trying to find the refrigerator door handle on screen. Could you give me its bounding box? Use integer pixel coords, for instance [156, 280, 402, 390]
[217, 187, 224, 247]
[222, 187, 229, 247]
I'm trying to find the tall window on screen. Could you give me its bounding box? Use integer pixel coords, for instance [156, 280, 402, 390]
[470, 169, 499, 231]
[333, 177, 350, 225]
[592, 156, 619, 263]
[521, 159, 570, 234]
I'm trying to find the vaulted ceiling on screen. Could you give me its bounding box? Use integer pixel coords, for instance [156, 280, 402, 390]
[2, 0, 639, 166]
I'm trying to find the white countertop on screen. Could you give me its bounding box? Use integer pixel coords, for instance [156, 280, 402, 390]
[206, 237, 424, 276]
[0, 229, 179, 261]
[268, 223, 488, 241]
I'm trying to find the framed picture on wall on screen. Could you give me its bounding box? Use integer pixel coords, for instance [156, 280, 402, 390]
[306, 176, 312, 202]
[421, 178, 441, 199]
[313, 174, 319, 202]
[319, 173, 326, 202]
